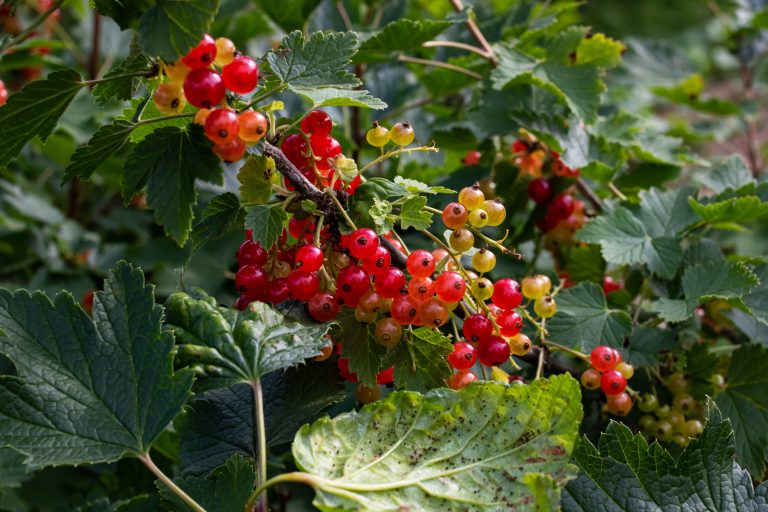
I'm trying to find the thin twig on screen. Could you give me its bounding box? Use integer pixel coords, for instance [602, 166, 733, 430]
[398, 55, 482, 79]
[140, 453, 206, 512]
[448, 0, 498, 67]
[422, 40, 490, 58]
[251, 380, 268, 512]
[607, 182, 627, 201]
[576, 177, 605, 211]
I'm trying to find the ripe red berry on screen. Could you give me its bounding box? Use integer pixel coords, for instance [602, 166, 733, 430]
[590, 345, 620, 372]
[234, 294, 252, 311]
[497, 310, 523, 337]
[603, 276, 623, 294]
[435, 272, 466, 303]
[408, 277, 435, 302]
[295, 244, 324, 273]
[221, 56, 259, 94]
[336, 265, 370, 299]
[181, 34, 217, 69]
[281, 134, 310, 168]
[391, 295, 419, 324]
[418, 299, 449, 327]
[527, 178, 552, 204]
[406, 250, 436, 278]
[464, 150, 481, 166]
[601, 369, 627, 395]
[309, 135, 342, 172]
[376, 366, 395, 385]
[491, 278, 522, 310]
[238, 110, 268, 142]
[337, 357, 358, 382]
[448, 341, 477, 370]
[308, 293, 339, 322]
[476, 335, 511, 366]
[183, 68, 225, 109]
[448, 369, 477, 390]
[349, 228, 379, 260]
[213, 138, 246, 162]
[235, 264, 267, 295]
[361, 245, 391, 276]
[301, 110, 333, 136]
[442, 202, 469, 230]
[463, 313, 493, 342]
[237, 240, 268, 267]
[375, 267, 406, 298]
[286, 270, 320, 301]
[205, 108, 240, 144]
[547, 193, 575, 221]
[0, 79, 8, 107]
[265, 278, 290, 304]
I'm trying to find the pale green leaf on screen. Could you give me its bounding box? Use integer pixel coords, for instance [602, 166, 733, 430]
[258, 0, 322, 32]
[575, 33, 624, 68]
[700, 155, 754, 194]
[394, 176, 455, 194]
[292, 87, 387, 109]
[399, 195, 433, 230]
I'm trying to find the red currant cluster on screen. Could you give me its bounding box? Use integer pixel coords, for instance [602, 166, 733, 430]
[0, 79, 7, 107]
[280, 110, 361, 193]
[580, 346, 635, 416]
[153, 35, 264, 162]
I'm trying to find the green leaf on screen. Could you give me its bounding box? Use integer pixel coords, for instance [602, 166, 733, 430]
[393, 176, 455, 194]
[294, 376, 582, 511]
[575, 33, 624, 68]
[0, 69, 84, 169]
[117, 97, 195, 143]
[652, 75, 742, 116]
[399, 195, 433, 230]
[635, 186, 698, 237]
[177, 361, 345, 476]
[293, 87, 387, 109]
[701, 155, 754, 194]
[561, 244, 606, 283]
[123, 124, 222, 246]
[547, 282, 632, 352]
[0, 261, 193, 469]
[164, 291, 331, 389]
[491, 44, 604, 122]
[92, 0, 153, 30]
[369, 198, 396, 234]
[743, 264, 768, 326]
[237, 155, 275, 205]
[684, 343, 719, 400]
[390, 327, 453, 391]
[190, 193, 241, 256]
[63, 120, 135, 182]
[92, 48, 152, 106]
[258, 0, 322, 32]
[138, 0, 220, 62]
[355, 18, 457, 63]
[0, 448, 29, 489]
[625, 327, 678, 367]
[715, 343, 768, 478]
[689, 196, 768, 224]
[562, 401, 768, 511]
[243, 204, 288, 249]
[338, 310, 388, 387]
[159, 455, 255, 512]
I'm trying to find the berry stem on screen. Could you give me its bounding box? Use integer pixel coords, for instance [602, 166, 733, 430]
[136, 112, 195, 126]
[387, 230, 411, 256]
[608, 182, 628, 201]
[250, 379, 269, 512]
[246, 472, 320, 512]
[140, 453, 207, 512]
[449, 0, 498, 67]
[2, 0, 68, 55]
[470, 227, 522, 259]
[535, 338, 547, 380]
[358, 144, 439, 174]
[79, 68, 159, 86]
[542, 340, 590, 362]
[398, 55, 483, 79]
[418, 229, 479, 310]
[242, 84, 289, 111]
[422, 40, 491, 58]
[327, 190, 358, 230]
[575, 177, 604, 213]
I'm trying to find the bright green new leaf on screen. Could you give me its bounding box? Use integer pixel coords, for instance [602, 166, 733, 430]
[164, 291, 331, 389]
[63, 120, 135, 182]
[0, 261, 193, 469]
[237, 155, 276, 205]
[369, 198, 396, 234]
[123, 124, 222, 246]
[562, 401, 768, 511]
[394, 176, 455, 194]
[715, 343, 768, 478]
[575, 33, 625, 68]
[0, 69, 84, 169]
[293, 376, 582, 511]
[138, 0, 220, 62]
[244, 203, 288, 249]
[159, 455, 255, 512]
[389, 327, 453, 391]
[546, 282, 632, 352]
[190, 193, 241, 256]
[399, 195, 433, 230]
[690, 195, 768, 224]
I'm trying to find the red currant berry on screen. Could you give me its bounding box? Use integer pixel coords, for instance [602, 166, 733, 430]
[239, 110, 268, 142]
[376, 366, 395, 385]
[406, 249, 435, 278]
[600, 369, 627, 395]
[463, 313, 493, 342]
[606, 392, 633, 416]
[0, 79, 8, 107]
[337, 357, 358, 382]
[181, 34, 217, 69]
[301, 110, 332, 136]
[286, 270, 320, 301]
[590, 345, 619, 372]
[580, 368, 601, 390]
[375, 267, 406, 298]
[361, 245, 391, 276]
[435, 272, 466, 303]
[213, 138, 246, 162]
[512, 139, 528, 153]
[349, 228, 379, 260]
[265, 278, 290, 304]
[221, 56, 259, 94]
[308, 292, 340, 322]
[336, 265, 371, 298]
[603, 276, 623, 294]
[537, 214, 559, 232]
[310, 135, 342, 172]
[418, 299, 449, 327]
[205, 108, 240, 144]
[295, 244, 324, 273]
[448, 370, 477, 390]
[375, 318, 402, 348]
[235, 264, 267, 295]
[288, 216, 312, 240]
[234, 294, 252, 311]
[547, 193, 575, 221]
[497, 310, 523, 337]
[183, 68, 225, 109]
[237, 240, 268, 267]
[491, 278, 522, 310]
[464, 150, 481, 166]
[527, 178, 552, 205]
[391, 295, 419, 324]
[476, 335, 511, 366]
[408, 277, 435, 302]
[448, 341, 477, 370]
[281, 134, 310, 168]
[442, 202, 469, 230]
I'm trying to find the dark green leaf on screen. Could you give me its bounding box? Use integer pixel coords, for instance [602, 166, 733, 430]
[294, 376, 582, 511]
[625, 327, 678, 367]
[190, 193, 241, 256]
[0, 69, 84, 169]
[92, 0, 154, 30]
[92, 49, 152, 106]
[547, 282, 632, 352]
[562, 401, 768, 511]
[63, 120, 135, 183]
[258, 0, 322, 32]
[684, 343, 719, 400]
[561, 244, 606, 283]
[0, 261, 193, 469]
[743, 264, 768, 326]
[338, 310, 388, 386]
[243, 204, 288, 249]
[138, 0, 220, 62]
[355, 18, 457, 63]
[390, 327, 453, 391]
[0, 448, 29, 489]
[123, 124, 222, 246]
